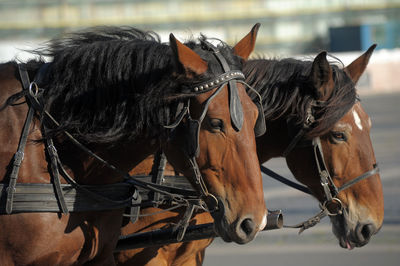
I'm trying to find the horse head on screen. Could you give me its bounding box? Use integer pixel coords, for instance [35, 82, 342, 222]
[164, 24, 267, 244]
[284, 46, 384, 249]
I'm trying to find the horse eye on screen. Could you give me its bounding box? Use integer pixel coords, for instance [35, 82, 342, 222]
[330, 131, 347, 142]
[209, 118, 224, 131]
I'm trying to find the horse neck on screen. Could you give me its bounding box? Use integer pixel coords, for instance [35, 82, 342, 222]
[54, 136, 160, 185]
[252, 59, 308, 164]
[257, 119, 290, 163]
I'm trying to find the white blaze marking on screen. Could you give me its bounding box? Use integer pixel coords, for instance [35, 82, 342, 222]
[259, 211, 267, 230]
[353, 109, 363, 131]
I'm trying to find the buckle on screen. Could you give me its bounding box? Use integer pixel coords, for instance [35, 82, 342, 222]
[29, 82, 39, 97]
[321, 197, 343, 216]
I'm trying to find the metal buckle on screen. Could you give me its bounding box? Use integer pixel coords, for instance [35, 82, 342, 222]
[203, 193, 219, 212]
[29, 82, 39, 97]
[13, 151, 25, 166]
[6, 186, 16, 194]
[321, 197, 343, 216]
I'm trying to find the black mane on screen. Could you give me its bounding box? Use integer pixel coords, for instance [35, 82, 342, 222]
[21, 26, 242, 144]
[244, 57, 356, 138]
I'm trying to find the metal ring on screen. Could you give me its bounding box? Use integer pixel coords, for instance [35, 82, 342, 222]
[203, 193, 219, 212]
[28, 82, 39, 97]
[322, 197, 343, 216]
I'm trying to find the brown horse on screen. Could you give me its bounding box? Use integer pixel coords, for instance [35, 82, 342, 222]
[0, 25, 266, 265]
[253, 45, 384, 249]
[114, 46, 384, 265]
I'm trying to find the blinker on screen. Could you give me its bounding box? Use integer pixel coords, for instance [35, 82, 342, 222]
[228, 79, 243, 131]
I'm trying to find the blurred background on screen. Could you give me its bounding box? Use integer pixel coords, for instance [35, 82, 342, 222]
[1, 1, 399, 265]
[1, 0, 399, 94]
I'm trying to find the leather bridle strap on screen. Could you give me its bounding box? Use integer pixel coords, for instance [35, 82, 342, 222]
[5, 66, 35, 214]
[338, 166, 379, 193]
[284, 209, 327, 234]
[184, 83, 227, 209]
[312, 136, 380, 206]
[45, 137, 69, 214]
[313, 137, 337, 202]
[7, 65, 67, 214]
[202, 40, 243, 131]
[283, 137, 379, 233]
[281, 135, 379, 233]
[260, 165, 311, 195]
[282, 100, 316, 157]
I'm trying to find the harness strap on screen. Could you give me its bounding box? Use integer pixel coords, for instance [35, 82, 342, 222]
[284, 209, 327, 234]
[151, 151, 168, 206]
[213, 46, 243, 131]
[6, 108, 34, 214]
[55, 156, 137, 206]
[128, 189, 141, 223]
[282, 101, 316, 157]
[5, 66, 35, 214]
[260, 165, 311, 195]
[282, 128, 307, 157]
[338, 164, 379, 193]
[164, 101, 189, 129]
[45, 138, 69, 214]
[1, 182, 135, 213]
[173, 203, 196, 242]
[313, 137, 338, 198]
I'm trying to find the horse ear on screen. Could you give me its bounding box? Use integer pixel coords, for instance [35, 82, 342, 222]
[233, 23, 260, 60]
[169, 33, 208, 75]
[309, 51, 334, 100]
[344, 44, 376, 84]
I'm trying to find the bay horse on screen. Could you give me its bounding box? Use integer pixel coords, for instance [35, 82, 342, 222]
[0, 25, 266, 265]
[114, 45, 384, 265]
[252, 45, 383, 249]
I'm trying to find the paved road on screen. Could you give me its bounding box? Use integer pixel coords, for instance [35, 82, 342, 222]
[204, 92, 400, 266]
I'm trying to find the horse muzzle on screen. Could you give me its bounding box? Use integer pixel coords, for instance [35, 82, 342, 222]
[210, 197, 258, 244]
[331, 211, 379, 249]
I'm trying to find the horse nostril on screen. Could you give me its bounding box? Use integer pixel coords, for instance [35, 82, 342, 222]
[356, 223, 375, 243]
[240, 218, 255, 236]
[361, 224, 375, 240]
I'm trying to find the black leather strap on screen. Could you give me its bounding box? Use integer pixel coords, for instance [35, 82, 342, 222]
[5, 65, 35, 214]
[260, 165, 311, 195]
[45, 137, 69, 214]
[1, 182, 135, 213]
[213, 48, 243, 131]
[150, 151, 168, 206]
[338, 164, 379, 193]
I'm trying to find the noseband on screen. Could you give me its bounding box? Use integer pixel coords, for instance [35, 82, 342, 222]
[281, 99, 379, 232]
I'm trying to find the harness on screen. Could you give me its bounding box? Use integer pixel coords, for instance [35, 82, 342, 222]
[2, 43, 265, 242]
[1, 64, 140, 214]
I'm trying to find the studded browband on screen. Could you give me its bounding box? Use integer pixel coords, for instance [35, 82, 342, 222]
[189, 71, 245, 94]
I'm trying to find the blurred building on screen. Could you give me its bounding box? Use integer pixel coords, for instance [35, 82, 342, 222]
[0, 0, 399, 56]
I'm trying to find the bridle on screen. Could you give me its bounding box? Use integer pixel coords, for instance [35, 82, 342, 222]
[276, 99, 379, 233]
[164, 42, 266, 238]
